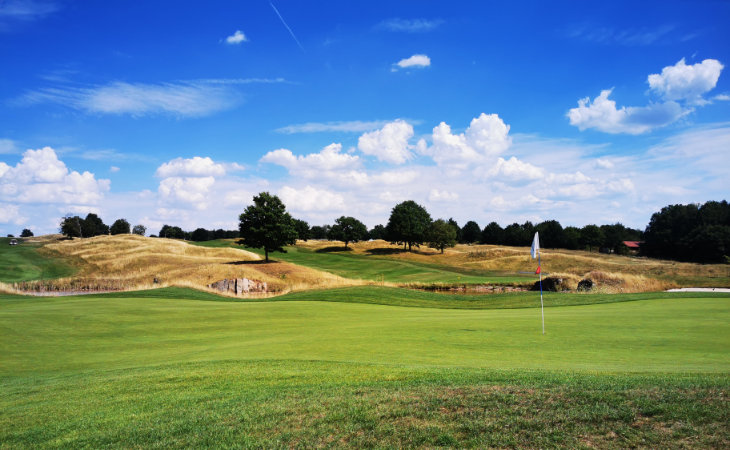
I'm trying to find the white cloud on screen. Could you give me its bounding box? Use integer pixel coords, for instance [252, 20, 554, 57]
[158, 176, 216, 210]
[394, 54, 431, 70]
[714, 94, 730, 101]
[0, 147, 109, 206]
[567, 24, 677, 46]
[0, 203, 26, 224]
[0, 138, 18, 154]
[377, 18, 443, 33]
[428, 189, 458, 202]
[109, 166, 120, 173]
[275, 120, 394, 134]
[423, 113, 511, 168]
[260, 143, 361, 177]
[279, 185, 345, 212]
[155, 156, 226, 178]
[19, 78, 286, 117]
[648, 58, 723, 105]
[225, 30, 248, 44]
[488, 156, 545, 180]
[567, 89, 687, 134]
[568, 58, 723, 134]
[594, 158, 614, 169]
[357, 120, 414, 164]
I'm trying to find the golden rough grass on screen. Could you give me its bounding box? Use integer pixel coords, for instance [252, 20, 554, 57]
[10, 234, 360, 296]
[299, 239, 725, 293]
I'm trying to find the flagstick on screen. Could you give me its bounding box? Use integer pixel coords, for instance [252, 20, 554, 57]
[539, 250, 545, 335]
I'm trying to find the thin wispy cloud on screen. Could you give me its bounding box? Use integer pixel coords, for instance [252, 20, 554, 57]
[276, 120, 400, 134]
[0, 138, 18, 154]
[377, 18, 444, 33]
[0, 0, 58, 19]
[567, 24, 683, 46]
[17, 78, 288, 118]
[270, 2, 305, 52]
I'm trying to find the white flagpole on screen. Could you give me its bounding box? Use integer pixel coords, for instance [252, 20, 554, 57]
[532, 232, 545, 335]
[539, 250, 544, 335]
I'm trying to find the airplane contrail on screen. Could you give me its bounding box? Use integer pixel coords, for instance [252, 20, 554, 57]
[270, 2, 305, 52]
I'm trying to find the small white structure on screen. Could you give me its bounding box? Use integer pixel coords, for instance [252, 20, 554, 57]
[9, 239, 18, 245]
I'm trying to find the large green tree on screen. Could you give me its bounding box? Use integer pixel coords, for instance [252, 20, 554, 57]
[238, 192, 298, 262]
[81, 213, 109, 237]
[481, 222, 504, 245]
[59, 215, 82, 238]
[110, 218, 131, 235]
[385, 200, 432, 251]
[329, 216, 368, 249]
[428, 219, 457, 253]
[292, 218, 310, 241]
[461, 221, 481, 244]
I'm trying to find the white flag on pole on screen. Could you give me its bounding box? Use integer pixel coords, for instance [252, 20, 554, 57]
[531, 232, 540, 259]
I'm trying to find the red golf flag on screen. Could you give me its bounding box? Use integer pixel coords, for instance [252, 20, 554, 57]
[536, 266, 541, 274]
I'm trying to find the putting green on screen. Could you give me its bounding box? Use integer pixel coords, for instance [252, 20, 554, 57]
[2, 293, 728, 375]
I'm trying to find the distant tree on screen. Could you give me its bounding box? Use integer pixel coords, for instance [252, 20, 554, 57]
[481, 222, 504, 245]
[159, 224, 185, 239]
[132, 224, 147, 236]
[535, 220, 565, 249]
[60, 215, 82, 238]
[682, 224, 730, 263]
[292, 218, 310, 241]
[385, 200, 432, 251]
[428, 219, 457, 253]
[110, 218, 131, 235]
[642, 203, 700, 260]
[81, 213, 109, 237]
[580, 225, 604, 252]
[238, 192, 298, 262]
[563, 226, 581, 250]
[20, 228, 34, 238]
[447, 218, 462, 243]
[310, 225, 330, 240]
[368, 224, 387, 240]
[191, 227, 211, 241]
[7, 234, 14, 238]
[461, 221, 481, 244]
[329, 216, 368, 249]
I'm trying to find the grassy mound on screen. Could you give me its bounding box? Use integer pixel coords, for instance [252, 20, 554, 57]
[0, 236, 77, 283]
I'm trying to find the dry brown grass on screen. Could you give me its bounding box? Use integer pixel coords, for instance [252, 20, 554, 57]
[8, 234, 361, 296]
[300, 239, 726, 293]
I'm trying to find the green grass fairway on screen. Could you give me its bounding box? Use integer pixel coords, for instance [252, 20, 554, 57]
[1, 290, 729, 447]
[0, 237, 77, 283]
[194, 239, 532, 285]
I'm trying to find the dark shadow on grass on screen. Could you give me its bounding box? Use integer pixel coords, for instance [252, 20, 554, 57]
[225, 260, 278, 265]
[365, 248, 405, 255]
[315, 246, 352, 253]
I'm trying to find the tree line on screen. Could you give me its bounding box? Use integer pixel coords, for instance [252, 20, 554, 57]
[57, 196, 728, 264]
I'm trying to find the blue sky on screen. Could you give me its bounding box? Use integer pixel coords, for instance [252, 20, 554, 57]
[1, 0, 729, 235]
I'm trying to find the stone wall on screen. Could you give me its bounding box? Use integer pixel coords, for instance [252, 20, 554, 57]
[208, 278, 268, 295]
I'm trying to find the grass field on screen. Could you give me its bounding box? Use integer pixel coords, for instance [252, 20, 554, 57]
[0, 237, 77, 283]
[1, 288, 729, 447]
[2, 237, 730, 447]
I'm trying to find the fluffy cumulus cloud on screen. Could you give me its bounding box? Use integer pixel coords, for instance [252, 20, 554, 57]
[157, 176, 216, 210]
[225, 30, 248, 44]
[154, 156, 230, 211]
[568, 58, 723, 134]
[279, 185, 346, 213]
[394, 54, 431, 70]
[0, 147, 109, 205]
[357, 120, 414, 164]
[155, 156, 226, 178]
[261, 143, 360, 177]
[422, 113, 512, 168]
[648, 58, 724, 104]
[567, 89, 686, 134]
